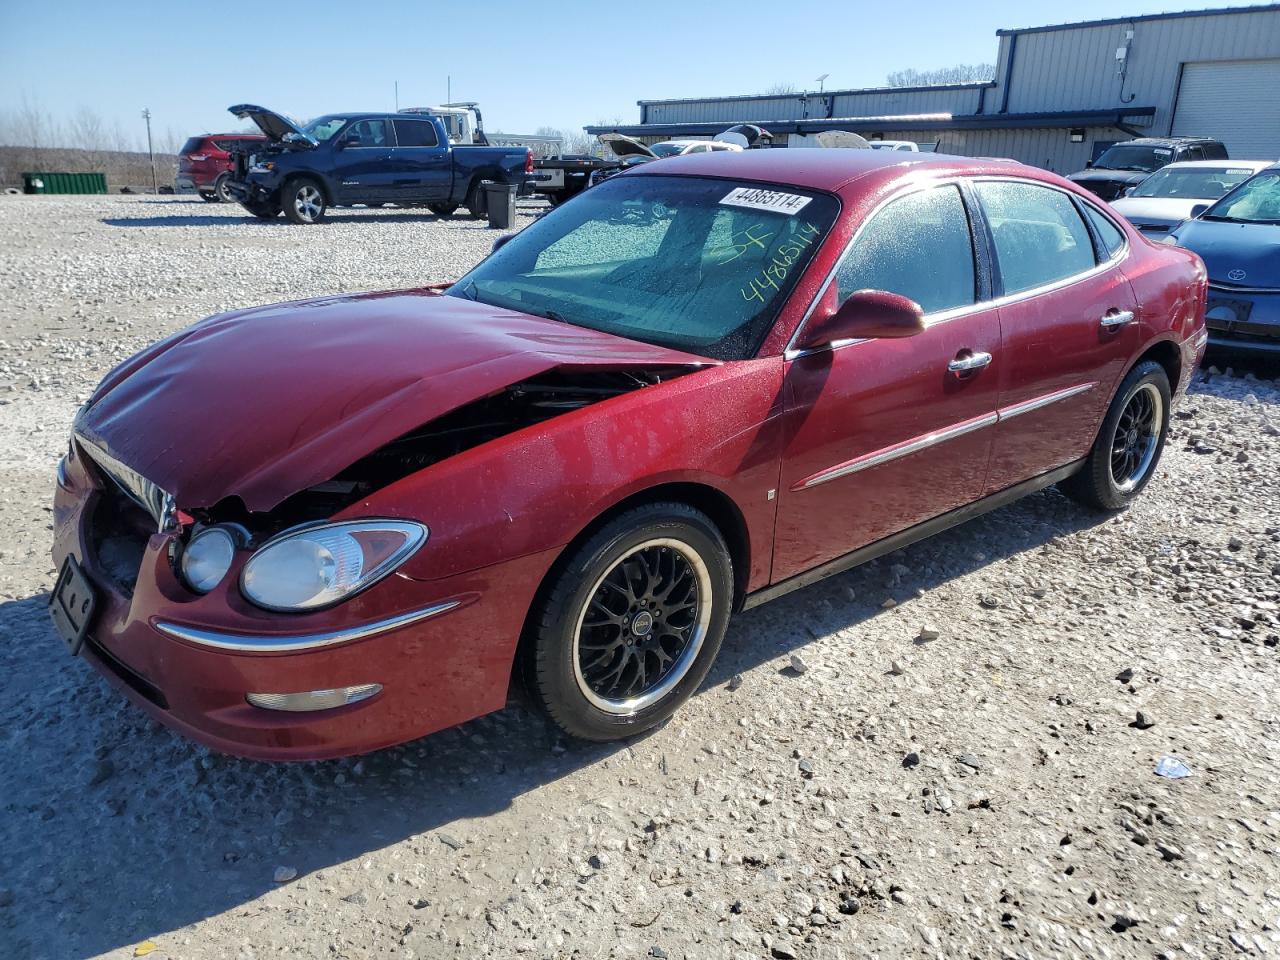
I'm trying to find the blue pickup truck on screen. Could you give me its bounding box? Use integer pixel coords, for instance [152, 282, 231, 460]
[225, 105, 533, 224]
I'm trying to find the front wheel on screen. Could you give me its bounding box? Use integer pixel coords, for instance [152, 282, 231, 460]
[529, 503, 733, 741]
[282, 177, 327, 224]
[427, 202, 457, 217]
[1059, 360, 1171, 511]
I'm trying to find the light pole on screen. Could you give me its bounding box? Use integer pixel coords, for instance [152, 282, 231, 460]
[815, 73, 829, 93]
[141, 108, 157, 194]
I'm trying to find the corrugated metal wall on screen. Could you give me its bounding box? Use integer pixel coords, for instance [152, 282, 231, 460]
[992, 8, 1280, 131]
[870, 128, 1106, 173]
[642, 85, 989, 125]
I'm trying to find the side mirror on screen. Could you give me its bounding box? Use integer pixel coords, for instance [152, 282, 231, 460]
[491, 234, 515, 254]
[1085, 159, 1094, 169]
[794, 290, 925, 351]
[1189, 203, 1210, 219]
[336, 137, 356, 150]
[1121, 186, 1135, 198]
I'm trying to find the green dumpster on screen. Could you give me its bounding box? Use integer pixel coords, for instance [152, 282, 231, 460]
[22, 172, 108, 195]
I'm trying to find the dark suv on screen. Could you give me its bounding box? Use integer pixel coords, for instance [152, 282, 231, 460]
[1067, 137, 1229, 201]
[176, 134, 266, 202]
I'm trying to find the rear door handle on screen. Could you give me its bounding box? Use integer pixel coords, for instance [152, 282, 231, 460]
[948, 351, 993, 374]
[1100, 309, 1136, 328]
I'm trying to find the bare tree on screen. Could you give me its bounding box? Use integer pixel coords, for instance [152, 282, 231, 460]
[886, 64, 995, 87]
[762, 82, 798, 95]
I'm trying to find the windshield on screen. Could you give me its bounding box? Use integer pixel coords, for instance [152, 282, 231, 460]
[448, 175, 840, 360]
[301, 116, 348, 142]
[1131, 166, 1258, 199]
[1203, 171, 1280, 224]
[1094, 144, 1173, 173]
[648, 143, 685, 157]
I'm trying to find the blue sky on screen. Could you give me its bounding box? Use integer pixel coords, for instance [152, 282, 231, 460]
[0, 0, 1266, 146]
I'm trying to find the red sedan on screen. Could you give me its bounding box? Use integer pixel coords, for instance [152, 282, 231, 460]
[52, 150, 1207, 759]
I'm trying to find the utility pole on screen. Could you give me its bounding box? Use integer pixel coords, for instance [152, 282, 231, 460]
[447, 75, 451, 104]
[395, 81, 399, 111]
[141, 108, 157, 194]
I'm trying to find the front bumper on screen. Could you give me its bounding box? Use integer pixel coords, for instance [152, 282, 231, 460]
[1205, 284, 1280, 355]
[51, 450, 554, 760]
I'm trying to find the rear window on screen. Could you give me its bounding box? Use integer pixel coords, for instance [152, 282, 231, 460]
[212, 138, 256, 152]
[179, 137, 204, 156]
[392, 119, 439, 148]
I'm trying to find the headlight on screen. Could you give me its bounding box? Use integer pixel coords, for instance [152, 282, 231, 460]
[181, 526, 238, 594]
[241, 520, 427, 612]
[249, 161, 275, 173]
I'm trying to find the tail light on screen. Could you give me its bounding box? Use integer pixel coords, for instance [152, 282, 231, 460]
[524, 149, 534, 175]
[189, 154, 208, 161]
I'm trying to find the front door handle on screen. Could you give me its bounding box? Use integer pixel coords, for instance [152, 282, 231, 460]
[1100, 309, 1136, 329]
[948, 351, 993, 374]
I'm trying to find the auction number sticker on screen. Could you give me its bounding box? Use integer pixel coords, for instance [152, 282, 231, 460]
[720, 187, 812, 215]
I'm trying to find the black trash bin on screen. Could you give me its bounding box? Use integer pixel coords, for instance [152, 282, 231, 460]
[484, 181, 518, 229]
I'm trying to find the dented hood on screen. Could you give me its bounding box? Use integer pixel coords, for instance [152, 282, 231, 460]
[77, 290, 708, 512]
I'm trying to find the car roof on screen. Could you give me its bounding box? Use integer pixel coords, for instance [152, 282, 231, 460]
[1120, 136, 1219, 146]
[626, 149, 1045, 193]
[1155, 159, 1273, 170]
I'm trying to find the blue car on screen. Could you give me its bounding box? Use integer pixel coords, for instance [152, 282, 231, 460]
[1168, 164, 1280, 355]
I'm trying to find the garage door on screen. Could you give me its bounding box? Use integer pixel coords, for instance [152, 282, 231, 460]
[1172, 59, 1280, 160]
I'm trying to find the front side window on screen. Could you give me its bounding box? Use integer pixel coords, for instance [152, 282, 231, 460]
[392, 119, 439, 148]
[343, 120, 390, 148]
[975, 181, 1096, 294]
[1131, 166, 1259, 200]
[836, 185, 976, 314]
[1203, 171, 1280, 224]
[449, 175, 840, 360]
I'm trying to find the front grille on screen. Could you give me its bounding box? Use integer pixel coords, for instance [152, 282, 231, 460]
[85, 481, 154, 595]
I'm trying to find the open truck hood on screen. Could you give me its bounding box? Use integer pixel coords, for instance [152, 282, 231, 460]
[76, 291, 708, 512]
[227, 104, 316, 146]
[599, 133, 657, 160]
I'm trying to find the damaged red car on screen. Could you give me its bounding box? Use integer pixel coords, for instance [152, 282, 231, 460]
[52, 150, 1207, 759]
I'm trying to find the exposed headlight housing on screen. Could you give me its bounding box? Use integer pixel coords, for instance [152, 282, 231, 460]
[249, 161, 275, 173]
[241, 520, 427, 612]
[181, 526, 238, 594]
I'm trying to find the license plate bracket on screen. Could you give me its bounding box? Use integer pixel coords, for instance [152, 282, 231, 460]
[50, 557, 97, 656]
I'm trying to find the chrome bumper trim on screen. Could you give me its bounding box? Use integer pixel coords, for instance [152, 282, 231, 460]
[155, 600, 461, 653]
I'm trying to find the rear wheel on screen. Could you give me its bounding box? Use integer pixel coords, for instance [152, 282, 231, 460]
[282, 177, 327, 224]
[1059, 360, 1171, 511]
[464, 182, 485, 219]
[529, 503, 733, 741]
[427, 202, 457, 217]
[214, 174, 234, 203]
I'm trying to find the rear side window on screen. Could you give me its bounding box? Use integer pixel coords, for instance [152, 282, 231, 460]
[392, 119, 439, 148]
[974, 181, 1096, 295]
[836, 185, 976, 314]
[179, 137, 204, 156]
[1080, 202, 1126, 260]
[1202, 142, 1228, 160]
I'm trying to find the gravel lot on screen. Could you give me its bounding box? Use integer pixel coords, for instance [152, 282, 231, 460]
[2, 194, 1279, 960]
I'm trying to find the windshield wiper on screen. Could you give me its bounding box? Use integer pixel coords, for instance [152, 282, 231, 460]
[1201, 214, 1249, 223]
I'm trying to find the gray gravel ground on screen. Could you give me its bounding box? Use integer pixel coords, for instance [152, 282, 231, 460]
[1, 194, 1279, 960]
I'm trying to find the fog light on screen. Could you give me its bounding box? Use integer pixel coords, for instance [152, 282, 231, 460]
[246, 684, 382, 712]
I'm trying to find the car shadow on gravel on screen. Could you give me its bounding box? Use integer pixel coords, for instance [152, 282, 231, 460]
[0, 484, 1103, 958]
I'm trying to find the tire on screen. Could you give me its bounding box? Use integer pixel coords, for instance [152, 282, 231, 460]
[464, 181, 485, 219]
[214, 174, 234, 203]
[546, 192, 566, 208]
[282, 177, 327, 224]
[529, 503, 734, 741]
[1059, 360, 1171, 511]
[241, 200, 280, 220]
[427, 202, 457, 217]
[199, 192, 219, 203]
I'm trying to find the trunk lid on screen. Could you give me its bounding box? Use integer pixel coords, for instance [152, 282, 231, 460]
[599, 133, 658, 160]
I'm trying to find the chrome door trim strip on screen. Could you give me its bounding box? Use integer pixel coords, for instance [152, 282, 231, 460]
[997, 382, 1097, 421]
[784, 175, 1130, 360]
[796, 412, 998, 490]
[155, 600, 461, 653]
[795, 380, 1097, 492]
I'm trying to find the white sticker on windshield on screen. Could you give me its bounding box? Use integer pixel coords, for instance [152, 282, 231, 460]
[1227, 168, 1253, 175]
[1154, 148, 1173, 156]
[720, 187, 813, 215]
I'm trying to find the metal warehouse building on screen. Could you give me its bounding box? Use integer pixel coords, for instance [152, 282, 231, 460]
[585, 3, 1280, 172]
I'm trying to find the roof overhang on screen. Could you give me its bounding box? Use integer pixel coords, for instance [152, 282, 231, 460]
[585, 107, 1157, 139]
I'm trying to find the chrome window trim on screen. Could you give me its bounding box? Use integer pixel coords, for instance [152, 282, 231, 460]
[784, 175, 1131, 362]
[797, 412, 998, 490]
[154, 599, 460, 653]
